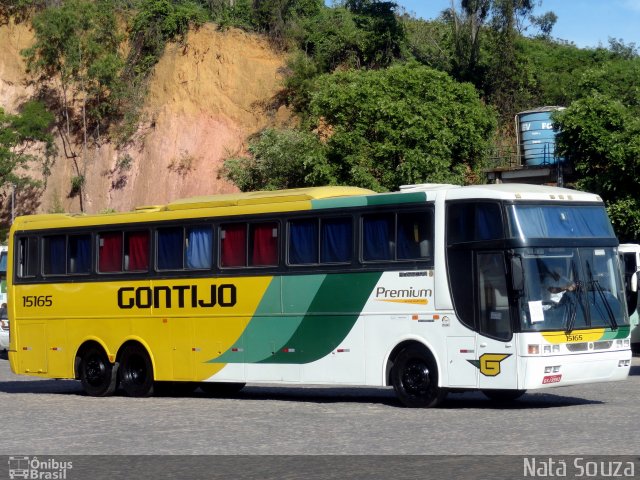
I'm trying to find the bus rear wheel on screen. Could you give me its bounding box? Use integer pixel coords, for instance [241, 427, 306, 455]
[78, 344, 117, 397]
[119, 343, 154, 397]
[391, 345, 446, 408]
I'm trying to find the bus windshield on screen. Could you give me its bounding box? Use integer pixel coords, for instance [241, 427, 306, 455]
[508, 204, 615, 239]
[518, 247, 628, 332]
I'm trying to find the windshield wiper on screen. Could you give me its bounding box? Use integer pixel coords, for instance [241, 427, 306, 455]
[564, 261, 583, 334]
[564, 283, 578, 333]
[586, 261, 618, 331]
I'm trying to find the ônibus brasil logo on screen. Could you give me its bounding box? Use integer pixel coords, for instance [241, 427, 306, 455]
[8, 456, 73, 479]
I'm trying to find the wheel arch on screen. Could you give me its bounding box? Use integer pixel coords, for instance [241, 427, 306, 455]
[385, 338, 439, 387]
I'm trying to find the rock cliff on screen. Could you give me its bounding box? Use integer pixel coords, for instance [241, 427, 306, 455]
[0, 20, 290, 217]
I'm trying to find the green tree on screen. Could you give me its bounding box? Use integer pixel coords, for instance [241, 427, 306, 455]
[344, 0, 406, 68]
[308, 62, 496, 191]
[401, 15, 453, 73]
[0, 100, 55, 189]
[23, 0, 124, 136]
[221, 128, 331, 190]
[126, 0, 208, 80]
[447, 0, 491, 84]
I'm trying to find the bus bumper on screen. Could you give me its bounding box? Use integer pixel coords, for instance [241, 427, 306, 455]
[520, 349, 632, 390]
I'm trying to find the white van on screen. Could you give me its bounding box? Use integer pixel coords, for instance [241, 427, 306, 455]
[618, 243, 640, 353]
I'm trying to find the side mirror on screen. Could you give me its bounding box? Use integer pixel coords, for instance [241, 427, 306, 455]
[511, 255, 524, 292]
[631, 271, 638, 293]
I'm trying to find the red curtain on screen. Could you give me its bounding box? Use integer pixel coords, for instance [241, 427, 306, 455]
[128, 231, 149, 271]
[251, 223, 278, 266]
[221, 224, 246, 267]
[99, 232, 122, 272]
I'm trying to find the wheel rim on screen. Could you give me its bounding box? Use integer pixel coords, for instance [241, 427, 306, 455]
[85, 354, 106, 387]
[402, 359, 430, 396]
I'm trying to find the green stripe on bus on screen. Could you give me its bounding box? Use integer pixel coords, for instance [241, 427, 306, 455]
[601, 325, 630, 340]
[365, 192, 427, 206]
[259, 272, 381, 364]
[311, 191, 427, 210]
[212, 275, 327, 363]
[311, 197, 368, 209]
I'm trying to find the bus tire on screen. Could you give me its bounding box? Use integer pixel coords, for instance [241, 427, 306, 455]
[482, 389, 526, 402]
[200, 382, 245, 397]
[119, 343, 154, 397]
[391, 345, 446, 408]
[78, 344, 117, 397]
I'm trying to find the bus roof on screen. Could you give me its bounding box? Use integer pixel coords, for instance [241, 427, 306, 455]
[442, 183, 603, 203]
[11, 186, 375, 230]
[10, 184, 603, 231]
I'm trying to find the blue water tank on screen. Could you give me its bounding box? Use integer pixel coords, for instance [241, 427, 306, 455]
[516, 107, 565, 167]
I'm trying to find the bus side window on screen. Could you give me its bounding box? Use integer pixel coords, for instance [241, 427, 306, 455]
[185, 226, 212, 270]
[98, 232, 123, 273]
[321, 217, 352, 263]
[43, 235, 66, 275]
[289, 218, 318, 265]
[157, 227, 184, 270]
[477, 252, 511, 340]
[220, 223, 247, 267]
[362, 213, 393, 261]
[17, 237, 39, 278]
[397, 211, 433, 260]
[68, 234, 91, 274]
[125, 231, 150, 272]
[250, 222, 278, 267]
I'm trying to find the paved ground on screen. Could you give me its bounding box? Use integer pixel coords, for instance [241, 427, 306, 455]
[0, 355, 638, 456]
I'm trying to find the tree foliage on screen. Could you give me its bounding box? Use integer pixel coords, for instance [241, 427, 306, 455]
[307, 63, 496, 191]
[127, 0, 208, 78]
[0, 100, 55, 188]
[221, 128, 330, 190]
[23, 0, 125, 134]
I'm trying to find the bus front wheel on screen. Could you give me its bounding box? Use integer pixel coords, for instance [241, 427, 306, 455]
[78, 344, 117, 397]
[119, 343, 154, 397]
[391, 345, 447, 408]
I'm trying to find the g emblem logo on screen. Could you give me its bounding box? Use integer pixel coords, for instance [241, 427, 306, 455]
[468, 353, 511, 376]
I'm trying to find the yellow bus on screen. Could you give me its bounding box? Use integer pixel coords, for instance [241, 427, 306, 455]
[7, 185, 631, 407]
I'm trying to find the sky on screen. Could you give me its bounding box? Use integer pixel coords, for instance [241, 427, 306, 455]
[392, 0, 640, 49]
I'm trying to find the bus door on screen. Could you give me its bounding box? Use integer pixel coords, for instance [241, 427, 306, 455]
[475, 251, 518, 390]
[619, 247, 640, 349]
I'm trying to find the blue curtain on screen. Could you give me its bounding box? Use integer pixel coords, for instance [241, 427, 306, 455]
[157, 228, 183, 270]
[186, 226, 212, 269]
[289, 219, 318, 264]
[45, 236, 66, 274]
[69, 235, 91, 273]
[512, 206, 615, 238]
[476, 204, 502, 240]
[363, 215, 392, 261]
[321, 218, 352, 263]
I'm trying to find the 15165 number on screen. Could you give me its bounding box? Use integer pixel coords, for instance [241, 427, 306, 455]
[22, 295, 53, 307]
